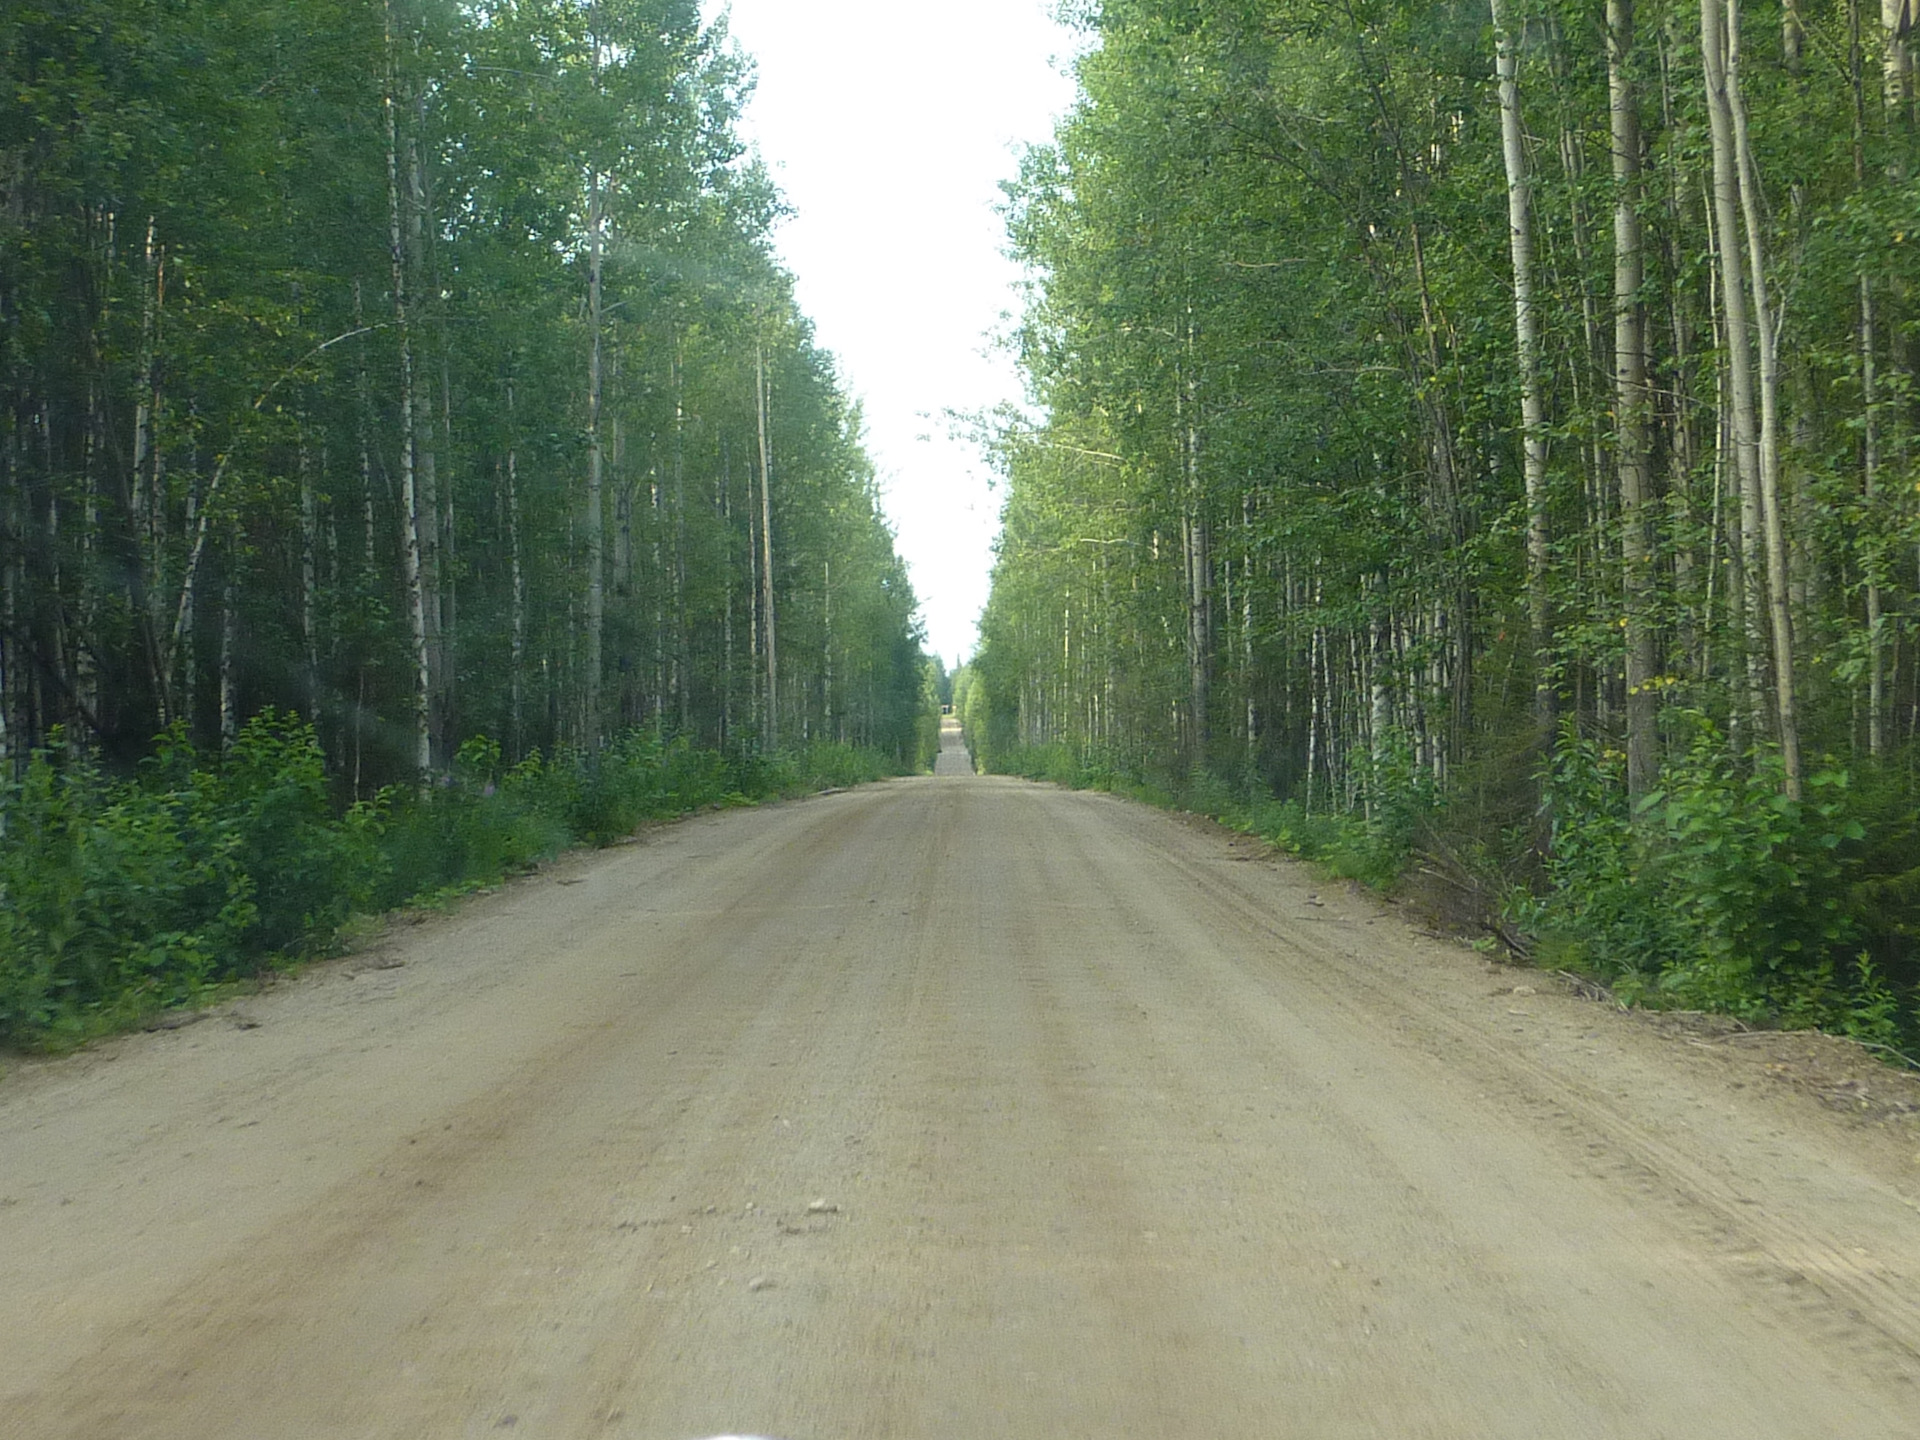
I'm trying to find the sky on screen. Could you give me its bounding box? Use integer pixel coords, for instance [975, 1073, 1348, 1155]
[703, 1, 1082, 671]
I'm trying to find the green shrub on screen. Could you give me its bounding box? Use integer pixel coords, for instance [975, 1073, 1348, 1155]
[1, 719, 903, 1048]
[0, 716, 374, 1042]
[1528, 713, 1915, 1042]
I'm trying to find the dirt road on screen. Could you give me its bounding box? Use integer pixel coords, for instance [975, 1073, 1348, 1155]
[4, 727, 1919, 1439]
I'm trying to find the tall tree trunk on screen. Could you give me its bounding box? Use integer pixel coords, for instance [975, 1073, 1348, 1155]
[1701, 0, 1770, 745]
[1726, 0, 1803, 797]
[506, 377, 526, 759]
[384, 0, 431, 780]
[583, 134, 606, 749]
[822, 558, 833, 742]
[1182, 309, 1211, 758]
[219, 524, 239, 751]
[1855, 0, 1889, 757]
[352, 278, 378, 575]
[1884, 0, 1915, 111]
[406, 124, 446, 768]
[180, 421, 200, 736]
[132, 215, 170, 721]
[1611, 0, 1662, 802]
[721, 432, 734, 743]
[299, 422, 321, 729]
[438, 344, 457, 748]
[673, 342, 689, 733]
[1, 420, 16, 785]
[1492, 0, 1555, 743]
[756, 342, 778, 747]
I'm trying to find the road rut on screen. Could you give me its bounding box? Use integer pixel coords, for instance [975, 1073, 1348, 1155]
[3, 745, 1918, 1438]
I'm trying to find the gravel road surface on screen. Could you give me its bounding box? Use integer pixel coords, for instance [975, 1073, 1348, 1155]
[3, 723, 1918, 1438]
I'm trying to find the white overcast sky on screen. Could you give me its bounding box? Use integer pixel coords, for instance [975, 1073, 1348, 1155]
[703, 1, 1081, 669]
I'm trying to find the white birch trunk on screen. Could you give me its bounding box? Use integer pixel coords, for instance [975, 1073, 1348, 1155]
[219, 524, 239, 751]
[756, 342, 778, 748]
[1611, 0, 1662, 803]
[407, 128, 445, 767]
[1701, 0, 1770, 738]
[385, 0, 431, 779]
[584, 167, 606, 750]
[1490, 0, 1555, 740]
[299, 427, 320, 727]
[506, 378, 526, 757]
[1726, 0, 1803, 797]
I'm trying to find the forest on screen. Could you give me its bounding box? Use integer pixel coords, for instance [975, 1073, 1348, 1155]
[0, 1, 935, 1042]
[968, 0, 1920, 1045]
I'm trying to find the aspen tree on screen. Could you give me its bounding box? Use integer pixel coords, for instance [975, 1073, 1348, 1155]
[1490, 0, 1554, 740]
[385, 0, 432, 779]
[1610, 0, 1662, 802]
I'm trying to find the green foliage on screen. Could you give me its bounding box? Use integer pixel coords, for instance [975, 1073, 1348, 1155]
[1, 0, 932, 805]
[0, 721, 906, 1049]
[1528, 716, 1916, 1042]
[0, 716, 362, 1041]
[977, 0, 1920, 1054]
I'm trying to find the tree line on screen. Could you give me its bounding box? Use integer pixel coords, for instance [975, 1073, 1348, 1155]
[1, 0, 932, 794]
[971, 0, 1920, 1037]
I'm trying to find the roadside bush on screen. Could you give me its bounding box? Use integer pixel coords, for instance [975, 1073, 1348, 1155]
[373, 740, 569, 909]
[794, 741, 897, 790]
[1527, 714, 1916, 1043]
[0, 720, 907, 1049]
[0, 716, 378, 1042]
[997, 742, 1091, 787]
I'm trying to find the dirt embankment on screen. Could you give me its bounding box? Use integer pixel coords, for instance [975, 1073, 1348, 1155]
[3, 769, 1918, 1438]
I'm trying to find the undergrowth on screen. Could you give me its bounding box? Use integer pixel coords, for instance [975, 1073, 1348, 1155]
[980, 719, 1920, 1055]
[0, 716, 905, 1049]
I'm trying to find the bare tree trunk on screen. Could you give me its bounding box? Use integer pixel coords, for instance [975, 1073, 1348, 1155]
[1660, 17, 1707, 678]
[219, 524, 239, 750]
[506, 377, 526, 759]
[385, 0, 431, 780]
[438, 346, 457, 747]
[747, 437, 760, 734]
[406, 125, 445, 768]
[180, 421, 200, 734]
[299, 423, 320, 728]
[822, 558, 833, 742]
[132, 215, 171, 720]
[352, 278, 377, 574]
[721, 433, 734, 743]
[76, 380, 101, 743]
[1884, 0, 1915, 111]
[1701, 0, 1770, 743]
[1492, 0, 1555, 743]
[1242, 493, 1257, 747]
[583, 160, 606, 750]
[756, 342, 778, 748]
[673, 343, 689, 733]
[1855, 0, 1889, 757]
[1181, 309, 1211, 759]
[1611, 0, 1662, 803]
[1, 421, 16, 785]
[1726, 0, 1803, 797]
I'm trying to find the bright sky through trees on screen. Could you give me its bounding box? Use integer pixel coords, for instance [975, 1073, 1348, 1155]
[706, 0, 1078, 667]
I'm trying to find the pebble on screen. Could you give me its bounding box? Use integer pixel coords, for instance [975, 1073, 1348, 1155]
[747, 1275, 773, 1292]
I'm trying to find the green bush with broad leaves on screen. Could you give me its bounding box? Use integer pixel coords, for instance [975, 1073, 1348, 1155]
[0, 718, 909, 1049]
[1526, 713, 1915, 1045]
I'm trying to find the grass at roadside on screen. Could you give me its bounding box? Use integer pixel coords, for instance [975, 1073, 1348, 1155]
[0, 716, 908, 1052]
